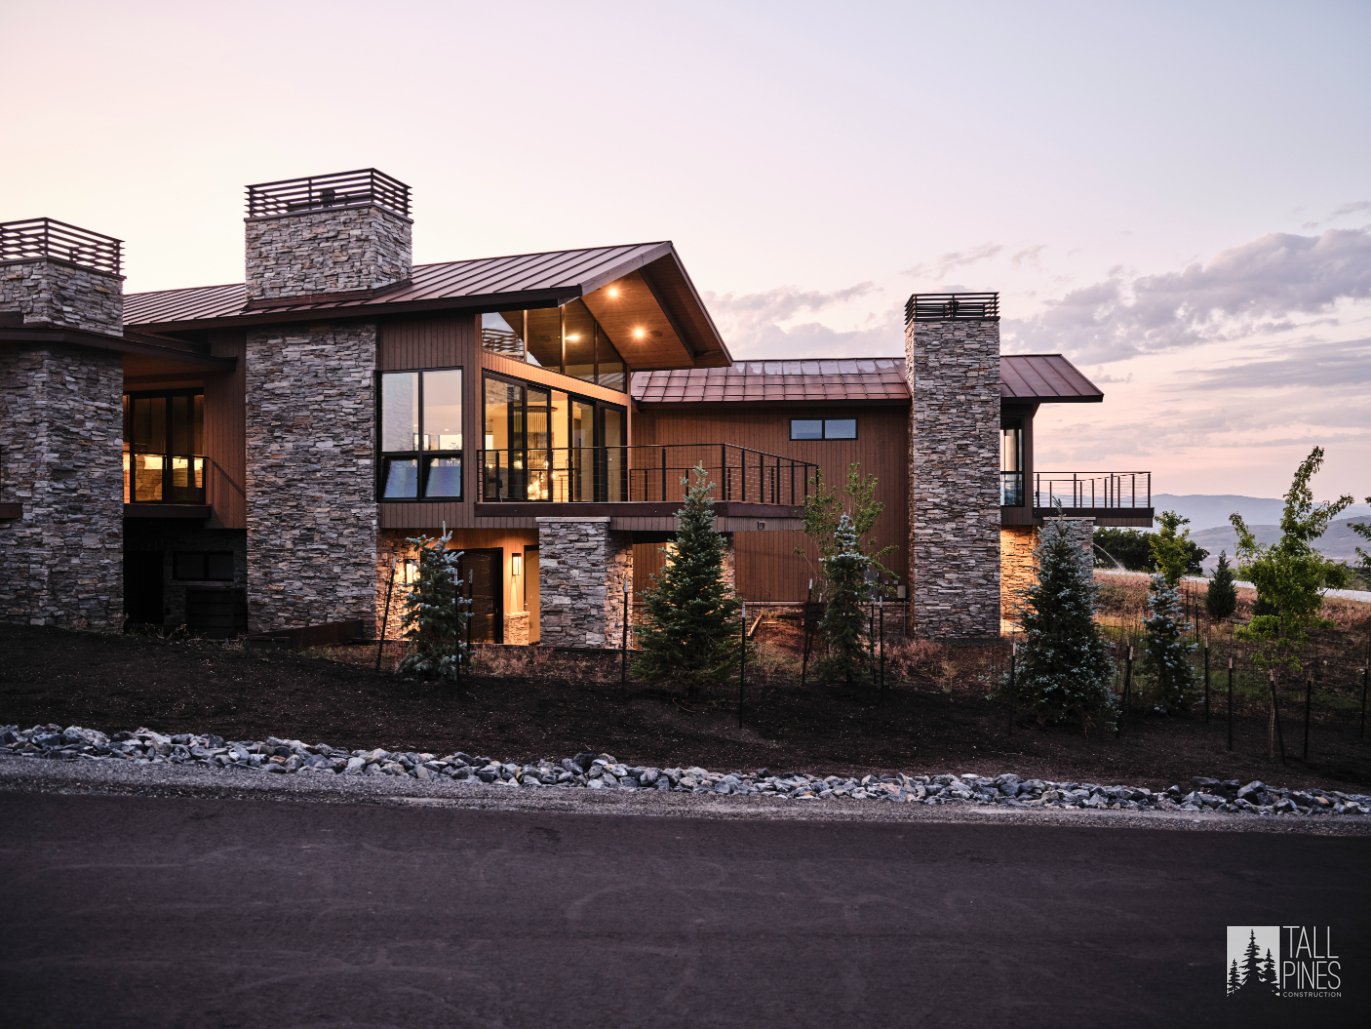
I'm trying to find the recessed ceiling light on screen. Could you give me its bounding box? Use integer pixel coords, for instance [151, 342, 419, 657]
[632, 326, 647, 340]
[607, 286, 621, 299]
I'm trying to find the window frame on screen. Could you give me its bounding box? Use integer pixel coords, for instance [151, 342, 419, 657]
[479, 302, 629, 392]
[789, 417, 859, 441]
[376, 366, 465, 502]
[123, 387, 205, 505]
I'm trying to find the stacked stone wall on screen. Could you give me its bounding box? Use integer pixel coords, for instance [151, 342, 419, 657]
[245, 323, 378, 632]
[537, 517, 633, 648]
[1000, 526, 1038, 622]
[245, 207, 411, 300]
[906, 318, 1001, 638]
[0, 346, 123, 629]
[0, 261, 123, 335]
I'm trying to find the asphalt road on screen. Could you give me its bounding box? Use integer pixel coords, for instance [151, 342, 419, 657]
[2, 788, 1369, 1029]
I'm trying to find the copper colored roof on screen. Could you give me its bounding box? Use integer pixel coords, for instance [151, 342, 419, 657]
[632, 354, 1102, 404]
[123, 242, 672, 325]
[1001, 354, 1102, 403]
[633, 359, 909, 405]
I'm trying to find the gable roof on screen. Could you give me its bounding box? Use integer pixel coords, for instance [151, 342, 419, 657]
[122, 241, 731, 369]
[632, 354, 1102, 405]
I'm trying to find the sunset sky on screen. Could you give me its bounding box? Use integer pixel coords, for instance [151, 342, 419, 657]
[5, 0, 1368, 500]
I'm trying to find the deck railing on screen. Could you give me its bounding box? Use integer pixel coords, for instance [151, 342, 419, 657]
[0, 218, 123, 275]
[1032, 471, 1151, 511]
[479, 444, 817, 506]
[245, 168, 411, 219]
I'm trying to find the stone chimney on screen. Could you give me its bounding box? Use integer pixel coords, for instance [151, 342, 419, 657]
[0, 218, 124, 335]
[904, 292, 1001, 639]
[243, 168, 412, 301]
[0, 218, 124, 631]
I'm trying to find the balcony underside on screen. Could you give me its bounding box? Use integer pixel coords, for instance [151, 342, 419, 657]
[1002, 505, 1154, 528]
[475, 500, 804, 535]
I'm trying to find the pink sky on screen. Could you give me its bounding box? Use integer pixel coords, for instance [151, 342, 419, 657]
[4, 0, 1369, 500]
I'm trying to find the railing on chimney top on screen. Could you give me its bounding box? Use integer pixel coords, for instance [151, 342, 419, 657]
[0, 218, 123, 275]
[245, 169, 411, 219]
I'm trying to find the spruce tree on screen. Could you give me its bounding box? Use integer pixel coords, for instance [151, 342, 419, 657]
[634, 465, 741, 697]
[1012, 515, 1116, 731]
[1240, 930, 1261, 989]
[1142, 573, 1197, 713]
[1227, 959, 1241, 995]
[816, 514, 873, 685]
[1205, 551, 1238, 621]
[397, 532, 469, 682]
[1261, 948, 1279, 994]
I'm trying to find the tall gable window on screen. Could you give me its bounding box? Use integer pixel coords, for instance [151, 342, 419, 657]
[379, 369, 463, 500]
[789, 417, 857, 441]
[480, 299, 627, 392]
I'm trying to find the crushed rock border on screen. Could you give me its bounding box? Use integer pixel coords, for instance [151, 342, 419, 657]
[2, 724, 1369, 817]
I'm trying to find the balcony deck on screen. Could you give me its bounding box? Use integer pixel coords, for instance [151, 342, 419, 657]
[474, 443, 813, 532]
[1002, 471, 1154, 528]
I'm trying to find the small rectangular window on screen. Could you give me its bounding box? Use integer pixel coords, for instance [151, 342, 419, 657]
[789, 418, 856, 440]
[172, 551, 235, 582]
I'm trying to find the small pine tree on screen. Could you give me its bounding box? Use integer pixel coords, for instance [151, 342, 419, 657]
[397, 532, 469, 681]
[1012, 516, 1116, 732]
[816, 514, 873, 685]
[634, 465, 742, 697]
[1142, 574, 1197, 713]
[1227, 959, 1241, 995]
[1240, 930, 1261, 989]
[1261, 948, 1278, 993]
[1205, 551, 1238, 621]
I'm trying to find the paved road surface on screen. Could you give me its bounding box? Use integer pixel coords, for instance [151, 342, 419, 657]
[2, 789, 1369, 1028]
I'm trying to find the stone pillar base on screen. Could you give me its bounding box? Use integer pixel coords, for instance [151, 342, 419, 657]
[536, 517, 632, 649]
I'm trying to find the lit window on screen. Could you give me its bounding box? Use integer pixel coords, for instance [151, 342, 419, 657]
[378, 369, 463, 500]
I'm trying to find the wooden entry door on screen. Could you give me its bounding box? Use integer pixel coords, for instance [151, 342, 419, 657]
[459, 549, 503, 644]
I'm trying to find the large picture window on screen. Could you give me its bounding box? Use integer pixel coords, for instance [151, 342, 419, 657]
[480, 298, 627, 392]
[378, 369, 463, 500]
[123, 390, 204, 504]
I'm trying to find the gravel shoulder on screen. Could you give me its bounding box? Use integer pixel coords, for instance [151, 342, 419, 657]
[5, 751, 1371, 838]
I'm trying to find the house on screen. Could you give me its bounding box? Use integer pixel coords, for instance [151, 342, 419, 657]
[0, 168, 1151, 646]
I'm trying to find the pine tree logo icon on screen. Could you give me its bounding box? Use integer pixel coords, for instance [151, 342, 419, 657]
[1227, 927, 1281, 1000]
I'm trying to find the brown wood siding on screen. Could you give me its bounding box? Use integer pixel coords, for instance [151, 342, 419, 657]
[376, 312, 632, 532]
[632, 404, 909, 601]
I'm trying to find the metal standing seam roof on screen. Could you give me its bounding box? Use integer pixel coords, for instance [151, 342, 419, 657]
[122, 242, 673, 325]
[631, 354, 1102, 404]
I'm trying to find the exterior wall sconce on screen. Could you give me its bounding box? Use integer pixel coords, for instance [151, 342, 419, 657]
[510, 552, 522, 577]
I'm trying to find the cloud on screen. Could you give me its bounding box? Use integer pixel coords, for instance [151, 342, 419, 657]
[1011, 244, 1047, 269]
[1188, 337, 1371, 391]
[903, 243, 1003, 283]
[1006, 227, 1371, 363]
[703, 281, 894, 357]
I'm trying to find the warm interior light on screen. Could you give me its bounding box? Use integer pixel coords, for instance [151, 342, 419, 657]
[565, 332, 582, 343]
[511, 553, 523, 577]
[631, 326, 647, 340]
[607, 286, 620, 299]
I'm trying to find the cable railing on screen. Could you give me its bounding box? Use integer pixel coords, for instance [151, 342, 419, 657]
[479, 444, 817, 506]
[123, 451, 207, 505]
[1033, 471, 1151, 510]
[0, 218, 123, 275]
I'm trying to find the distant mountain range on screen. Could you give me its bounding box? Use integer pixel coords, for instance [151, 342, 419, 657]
[1147, 494, 1371, 571]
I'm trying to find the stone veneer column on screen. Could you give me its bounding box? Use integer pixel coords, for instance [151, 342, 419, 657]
[245, 206, 411, 301]
[0, 346, 123, 629]
[906, 313, 1001, 638]
[536, 517, 633, 649]
[244, 323, 378, 632]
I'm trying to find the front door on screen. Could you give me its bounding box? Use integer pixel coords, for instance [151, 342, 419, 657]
[459, 549, 503, 644]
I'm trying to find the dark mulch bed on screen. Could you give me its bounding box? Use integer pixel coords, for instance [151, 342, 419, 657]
[2, 623, 1369, 793]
